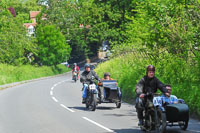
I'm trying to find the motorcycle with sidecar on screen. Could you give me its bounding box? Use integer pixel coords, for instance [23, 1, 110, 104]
[139, 93, 189, 133]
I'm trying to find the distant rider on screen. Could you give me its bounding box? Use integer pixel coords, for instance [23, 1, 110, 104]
[135, 65, 170, 126]
[72, 63, 80, 80]
[80, 64, 100, 103]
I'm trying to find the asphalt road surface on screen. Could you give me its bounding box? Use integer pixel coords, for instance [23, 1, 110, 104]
[0, 72, 199, 133]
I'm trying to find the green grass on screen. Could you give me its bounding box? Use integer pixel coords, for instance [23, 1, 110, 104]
[95, 53, 200, 117]
[0, 64, 71, 86]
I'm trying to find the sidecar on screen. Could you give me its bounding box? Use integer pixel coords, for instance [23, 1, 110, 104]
[153, 97, 189, 131]
[165, 101, 189, 130]
[98, 80, 122, 108]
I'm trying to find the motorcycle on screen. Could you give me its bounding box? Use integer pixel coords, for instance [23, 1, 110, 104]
[84, 77, 98, 111]
[73, 70, 78, 82]
[140, 93, 167, 133]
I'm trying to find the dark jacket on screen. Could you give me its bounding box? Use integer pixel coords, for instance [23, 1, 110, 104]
[80, 70, 100, 84]
[135, 76, 168, 97]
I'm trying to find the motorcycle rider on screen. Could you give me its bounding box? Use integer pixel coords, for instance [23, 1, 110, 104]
[72, 63, 80, 80]
[135, 65, 170, 126]
[98, 72, 121, 100]
[80, 63, 100, 103]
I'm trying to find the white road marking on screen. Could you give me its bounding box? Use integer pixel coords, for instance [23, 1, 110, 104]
[54, 84, 57, 87]
[60, 104, 75, 113]
[50, 79, 75, 113]
[50, 90, 53, 95]
[82, 117, 114, 132]
[52, 97, 58, 102]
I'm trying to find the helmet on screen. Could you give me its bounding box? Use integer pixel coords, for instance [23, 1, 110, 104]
[73, 63, 77, 66]
[104, 72, 110, 77]
[84, 63, 90, 68]
[147, 65, 155, 72]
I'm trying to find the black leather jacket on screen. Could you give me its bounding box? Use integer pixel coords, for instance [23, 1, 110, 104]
[80, 70, 100, 84]
[135, 76, 168, 97]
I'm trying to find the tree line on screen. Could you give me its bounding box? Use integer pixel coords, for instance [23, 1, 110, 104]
[0, 0, 199, 67]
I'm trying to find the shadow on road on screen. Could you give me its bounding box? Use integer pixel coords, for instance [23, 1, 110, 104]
[166, 128, 200, 133]
[70, 106, 87, 111]
[103, 112, 137, 117]
[113, 128, 193, 133]
[96, 106, 115, 110]
[70, 106, 116, 111]
[117, 128, 199, 133]
[112, 128, 142, 133]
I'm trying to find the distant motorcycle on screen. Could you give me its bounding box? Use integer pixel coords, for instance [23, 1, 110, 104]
[73, 70, 78, 82]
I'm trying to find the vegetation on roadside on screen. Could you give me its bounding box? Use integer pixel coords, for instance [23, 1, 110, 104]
[0, 64, 71, 86]
[95, 52, 200, 117]
[95, 0, 200, 117]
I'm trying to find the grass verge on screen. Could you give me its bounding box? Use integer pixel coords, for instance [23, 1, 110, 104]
[0, 64, 71, 86]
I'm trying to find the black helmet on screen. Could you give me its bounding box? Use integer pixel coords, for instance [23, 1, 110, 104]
[104, 72, 110, 77]
[147, 65, 155, 72]
[84, 63, 90, 68]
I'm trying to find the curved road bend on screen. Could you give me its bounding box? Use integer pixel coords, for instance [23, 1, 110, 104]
[0, 72, 199, 133]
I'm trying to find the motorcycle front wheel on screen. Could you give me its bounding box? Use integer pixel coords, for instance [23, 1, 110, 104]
[73, 74, 77, 82]
[142, 110, 155, 132]
[86, 92, 97, 111]
[89, 93, 97, 111]
[155, 108, 167, 133]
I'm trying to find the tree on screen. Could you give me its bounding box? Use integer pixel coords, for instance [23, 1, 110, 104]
[37, 0, 86, 62]
[36, 25, 71, 66]
[120, 0, 200, 58]
[0, 6, 37, 65]
[1, 0, 41, 23]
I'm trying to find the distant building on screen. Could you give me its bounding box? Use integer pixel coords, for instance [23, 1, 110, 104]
[38, 1, 48, 6]
[30, 11, 41, 23]
[23, 11, 46, 37]
[24, 23, 36, 36]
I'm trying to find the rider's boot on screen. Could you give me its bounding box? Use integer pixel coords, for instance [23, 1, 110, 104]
[82, 98, 86, 103]
[138, 119, 143, 126]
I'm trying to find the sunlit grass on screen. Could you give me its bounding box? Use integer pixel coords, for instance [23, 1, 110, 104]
[0, 64, 71, 85]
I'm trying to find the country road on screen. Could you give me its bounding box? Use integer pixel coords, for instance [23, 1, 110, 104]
[0, 72, 199, 133]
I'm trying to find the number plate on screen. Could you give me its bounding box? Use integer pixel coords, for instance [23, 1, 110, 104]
[153, 97, 163, 107]
[89, 84, 96, 90]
